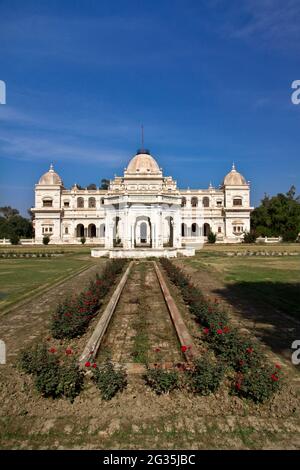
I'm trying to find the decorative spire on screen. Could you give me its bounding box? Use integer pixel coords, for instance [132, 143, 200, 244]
[49, 163, 54, 171]
[232, 162, 236, 171]
[209, 181, 213, 189]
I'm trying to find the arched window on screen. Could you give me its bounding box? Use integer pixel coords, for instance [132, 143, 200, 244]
[181, 197, 186, 207]
[88, 197, 96, 208]
[43, 198, 53, 207]
[202, 197, 210, 208]
[191, 223, 198, 236]
[233, 197, 242, 206]
[100, 198, 105, 205]
[77, 197, 84, 208]
[181, 223, 187, 237]
[218, 226, 222, 233]
[76, 224, 85, 237]
[203, 223, 210, 236]
[88, 224, 96, 238]
[191, 197, 198, 207]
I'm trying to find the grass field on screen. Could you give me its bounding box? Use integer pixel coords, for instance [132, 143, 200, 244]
[0, 251, 96, 312]
[185, 245, 300, 320]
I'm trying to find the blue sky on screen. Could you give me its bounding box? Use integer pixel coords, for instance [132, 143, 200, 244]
[0, 0, 299, 216]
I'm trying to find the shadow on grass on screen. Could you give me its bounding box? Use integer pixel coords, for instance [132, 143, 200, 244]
[213, 281, 300, 361]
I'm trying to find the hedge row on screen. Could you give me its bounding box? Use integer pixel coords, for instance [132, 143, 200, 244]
[0, 252, 64, 258]
[160, 258, 283, 402]
[51, 259, 127, 339]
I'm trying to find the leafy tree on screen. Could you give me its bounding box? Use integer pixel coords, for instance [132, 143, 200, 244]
[0, 213, 33, 239]
[100, 179, 110, 190]
[0, 206, 19, 218]
[87, 183, 97, 190]
[251, 186, 300, 241]
[207, 231, 217, 244]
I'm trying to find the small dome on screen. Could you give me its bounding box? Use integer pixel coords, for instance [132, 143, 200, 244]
[126, 150, 161, 175]
[39, 164, 63, 185]
[223, 163, 247, 186]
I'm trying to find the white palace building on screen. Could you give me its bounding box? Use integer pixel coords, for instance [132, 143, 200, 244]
[32, 149, 253, 257]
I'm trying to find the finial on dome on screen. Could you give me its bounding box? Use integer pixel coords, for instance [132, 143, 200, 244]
[209, 181, 213, 189]
[49, 163, 54, 171]
[232, 162, 236, 171]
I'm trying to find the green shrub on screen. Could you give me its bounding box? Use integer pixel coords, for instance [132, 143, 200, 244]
[18, 343, 84, 401]
[43, 235, 50, 245]
[233, 364, 283, 403]
[57, 361, 84, 403]
[92, 359, 127, 400]
[243, 230, 257, 243]
[34, 362, 60, 397]
[187, 355, 225, 395]
[80, 236, 86, 244]
[207, 231, 217, 244]
[51, 259, 127, 339]
[10, 234, 20, 245]
[18, 343, 57, 375]
[144, 367, 179, 394]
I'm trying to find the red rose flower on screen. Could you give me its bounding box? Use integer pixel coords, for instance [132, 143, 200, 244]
[275, 364, 281, 369]
[92, 363, 97, 369]
[271, 374, 279, 382]
[49, 347, 56, 353]
[217, 329, 223, 335]
[235, 382, 241, 390]
[181, 345, 188, 352]
[223, 326, 230, 333]
[203, 327, 209, 334]
[65, 348, 72, 355]
[85, 361, 91, 367]
[239, 360, 244, 366]
[246, 347, 253, 354]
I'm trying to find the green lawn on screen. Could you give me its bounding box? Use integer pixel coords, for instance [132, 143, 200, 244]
[0, 253, 95, 312]
[187, 250, 300, 319]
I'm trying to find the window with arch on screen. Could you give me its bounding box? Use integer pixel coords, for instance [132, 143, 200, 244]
[191, 197, 198, 207]
[77, 197, 84, 208]
[100, 198, 105, 205]
[181, 197, 186, 207]
[233, 197, 242, 206]
[191, 223, 197, 235]
[218, 226, 222, 233]
[216, 200, 223, 207]
[42, 198, 53, 207]
[88, 197, 96, 208]
[65, 227, 69, 234]
[202, 197, 210, 208]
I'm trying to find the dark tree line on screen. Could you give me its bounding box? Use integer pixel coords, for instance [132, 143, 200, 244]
[0, 206, 33, 243]
[251, 185, 300, 241]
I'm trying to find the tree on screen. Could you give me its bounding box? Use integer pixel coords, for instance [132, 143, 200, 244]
[87, 183, 97, 190]
[207, 232, 217, 244]
[43, 235, 50, 245]
[100, 179, 110, 190]
[251, 186, 300, 241]
[0, 206, 19, 218]
[0, 207, 33, 240]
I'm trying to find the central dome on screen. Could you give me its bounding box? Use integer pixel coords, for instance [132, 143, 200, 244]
[126, 150, 161, 175]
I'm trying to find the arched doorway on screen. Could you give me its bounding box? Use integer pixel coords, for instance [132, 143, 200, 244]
[134, 216, 152, 247]
[203, 223, 210, 237]
[88, 223, 96, 238]
[164, 216, 174, 247]
[140, 222, 147, 243]
[113, 217, 122, 246]
[76, 224, 84, 238]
